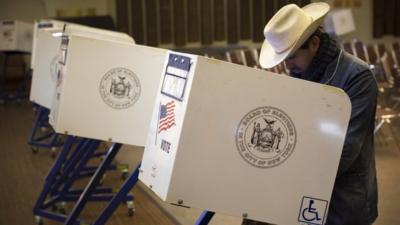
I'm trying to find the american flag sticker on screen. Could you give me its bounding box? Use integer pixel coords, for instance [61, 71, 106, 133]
[157, 101, 176, 133]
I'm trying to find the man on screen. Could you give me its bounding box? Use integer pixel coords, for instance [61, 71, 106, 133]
[244, 2, 378, 225]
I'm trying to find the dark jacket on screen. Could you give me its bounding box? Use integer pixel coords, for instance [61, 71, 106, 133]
[320, 50, 378, 225]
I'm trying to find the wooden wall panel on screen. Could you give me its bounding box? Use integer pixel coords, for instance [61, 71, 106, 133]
[227, 0, 239, 43]
[173, 0, 187, 46]
[240, 0, 251, 40]
[187, 0, 200, 42]
[131, 0, 145, 44]
[214, 0, 226, 41]
[145, 0, 159, 46]
[252, 0, 264, 42]
[159, 0, 173, 44]
[200, 0, 213, 45]
[116, 0, 129, 34]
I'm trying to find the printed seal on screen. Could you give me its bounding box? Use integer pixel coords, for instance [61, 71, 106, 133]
[99, 68, 141, 109]
[236, 106, 296, 168]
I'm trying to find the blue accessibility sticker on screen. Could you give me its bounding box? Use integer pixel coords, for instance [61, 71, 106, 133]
[298, 196, 328, 225]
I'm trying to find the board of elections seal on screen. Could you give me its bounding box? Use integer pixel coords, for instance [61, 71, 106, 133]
[236, 106, 296, 168]
[99, 68, 141, 109]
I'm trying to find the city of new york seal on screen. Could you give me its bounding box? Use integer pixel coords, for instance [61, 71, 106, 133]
[99, 68, 141, 109]
[236, 106, 296, 168]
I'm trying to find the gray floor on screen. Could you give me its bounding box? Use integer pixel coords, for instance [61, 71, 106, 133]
[373, 122, 400, 225]
[0, 100, 399, 225]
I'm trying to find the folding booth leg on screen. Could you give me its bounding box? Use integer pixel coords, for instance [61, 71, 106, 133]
[64, 143, 123, 225]
[28, 105, 63, 154]
[33, 136, 77, 223]
[35, 139, 135, 225]
[92, 163, 141, 225]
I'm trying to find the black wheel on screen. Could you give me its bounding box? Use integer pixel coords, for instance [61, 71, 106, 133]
[51, 204, 58, 211]
[59, 207, 66, 215]
[35, 216, 44, 225]
[32, 147, 39, 154]
[121, 171, 128, 180]
[127, 201, 135, 217]
[128, 208, 134, 217]
[50, 147, 57, 158]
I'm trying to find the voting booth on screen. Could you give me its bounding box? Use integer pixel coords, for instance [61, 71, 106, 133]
[139, 52, 351, 225]
[30, 21, 134, 109]
[324, 9, 356, 37]
[29, 20, 65, 108]
[49, 33, 166, 146]
[0, 20, 33, 52]
[30, 20, 65, 69]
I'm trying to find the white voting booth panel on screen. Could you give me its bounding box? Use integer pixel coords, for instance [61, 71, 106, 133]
[30, 21, 64, 108]
[0, 20, 33, 52]
[324, 9, 355, 36]
[49, 36, 166, 146]
[30, 20, 65, 69]
[62, 23, 134, 44]
[140, 52, 351, 225]
[30, 22, 135, 109]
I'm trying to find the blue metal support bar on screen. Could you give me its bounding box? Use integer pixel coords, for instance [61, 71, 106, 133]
[64, 143, 123, 225]
[33, 136, 77, 214]
[93, 164, 141, 225]
[194, 210, 216, 225]
[28, 105, 64, 151]
[34, 139, 135, 225]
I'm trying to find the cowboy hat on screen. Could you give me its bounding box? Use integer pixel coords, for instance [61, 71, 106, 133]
[259, 2, 330, 69]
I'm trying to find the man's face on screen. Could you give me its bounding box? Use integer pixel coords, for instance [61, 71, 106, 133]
[284, 36, 320, 75]
[284, 48, 314, 74]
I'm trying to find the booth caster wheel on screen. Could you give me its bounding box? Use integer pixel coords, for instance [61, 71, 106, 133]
[121, 169, 129, 180]
[51, 204, 58, 211]
[127, 201, 135, 217]
[50, 147, 57, 158]
[59, 202, 67, 214]
[59, 207, 66, 214]
[35, 216, 44, 225]
[32, 147, 39, 154]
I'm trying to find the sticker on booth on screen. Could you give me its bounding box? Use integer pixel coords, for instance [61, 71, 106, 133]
[236, 106, 296, 168]
[161, 54, 191, 101]
[99, 67, 141, 109]
[298, 196, 328, 225]
[157, 101, 176, 133]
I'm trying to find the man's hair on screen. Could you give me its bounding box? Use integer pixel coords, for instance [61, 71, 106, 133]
[299, 27, 323, 49]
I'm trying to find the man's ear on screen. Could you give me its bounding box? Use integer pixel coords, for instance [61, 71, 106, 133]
[309, 35, 320, 53]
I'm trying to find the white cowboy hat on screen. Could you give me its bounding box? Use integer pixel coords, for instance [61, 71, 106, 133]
[259, 2, 330, 69]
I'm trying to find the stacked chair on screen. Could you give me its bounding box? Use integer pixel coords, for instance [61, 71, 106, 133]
[340, 39, 400, 147]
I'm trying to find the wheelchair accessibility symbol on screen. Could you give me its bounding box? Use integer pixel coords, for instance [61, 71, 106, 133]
[298, 196, 328, 225]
